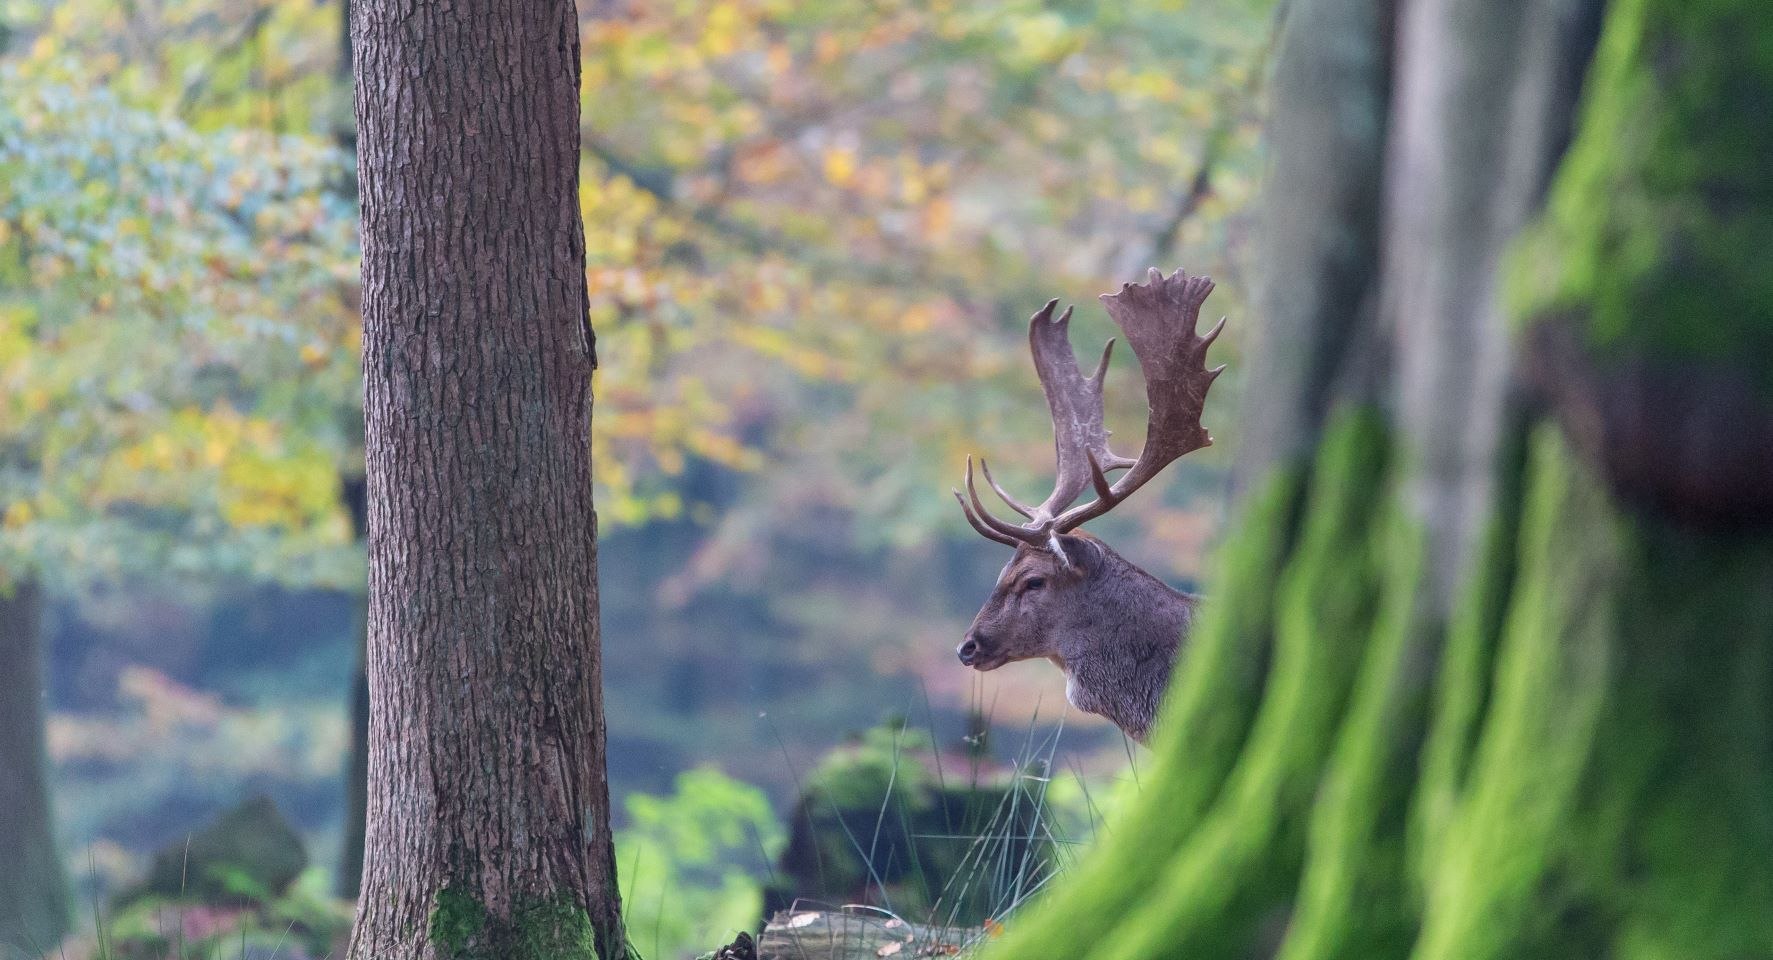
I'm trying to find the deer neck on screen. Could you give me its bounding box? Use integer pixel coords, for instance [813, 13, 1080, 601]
[1056, 559, 1195, 743]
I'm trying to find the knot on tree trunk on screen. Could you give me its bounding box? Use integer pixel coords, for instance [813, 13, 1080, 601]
[1528, 319, 1773, 530]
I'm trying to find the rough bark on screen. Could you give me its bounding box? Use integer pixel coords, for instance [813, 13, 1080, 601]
[0, 577, 70, 958]
[347, 0, 624, 955]
[987, 0, 1773, 958]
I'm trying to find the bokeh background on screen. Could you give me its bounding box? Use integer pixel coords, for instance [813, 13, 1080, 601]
[0, 0, 1271, 956]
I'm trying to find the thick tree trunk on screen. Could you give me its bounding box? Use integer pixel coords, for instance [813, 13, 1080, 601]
[0, 577, 70, 958]
[989, 0, 1773, 958]
[347, 0, 624, 955]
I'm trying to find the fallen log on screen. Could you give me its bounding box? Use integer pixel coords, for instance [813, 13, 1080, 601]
[753, 908, 983, 960]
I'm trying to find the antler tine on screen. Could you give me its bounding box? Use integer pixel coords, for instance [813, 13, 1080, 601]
[1201, 315, 1227, 351]
[953, 489, 1021, 547]
[1088, 340, 1138, 471]
[1085, 448, 1116, 504]
[1051, 267, 1224, 534]
[1092, 337, 1115, 382]
[963, 456, 1044, 546]
[978, 458, 1035, 518]
[1026, 298, 1131, 519]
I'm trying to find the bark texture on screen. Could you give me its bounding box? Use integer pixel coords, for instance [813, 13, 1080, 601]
[348, 0, 623, 955]
[986, 0, 1773, 958]
[0, 577, 70, 959]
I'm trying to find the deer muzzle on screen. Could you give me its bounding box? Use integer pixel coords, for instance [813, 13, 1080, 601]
[957, 635, 980, 665]
[957, 632, 1004, 670]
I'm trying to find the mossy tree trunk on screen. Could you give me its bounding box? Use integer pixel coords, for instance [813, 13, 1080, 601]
[991, 0, 1773, 958]
[347, 0, 625, 955]
[0, 576, 69, 959]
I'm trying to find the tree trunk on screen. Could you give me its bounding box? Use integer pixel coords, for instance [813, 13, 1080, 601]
[0, 577, 70, 958]
[988, 0, 1773, 958]
[347, 0, 624, 955]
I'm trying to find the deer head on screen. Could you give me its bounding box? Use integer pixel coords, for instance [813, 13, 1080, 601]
[952, 268, 1225, 742]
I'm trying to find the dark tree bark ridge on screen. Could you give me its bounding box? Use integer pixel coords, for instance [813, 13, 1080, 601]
[336, 472, 368, 900]
[348, 0, 624, 955]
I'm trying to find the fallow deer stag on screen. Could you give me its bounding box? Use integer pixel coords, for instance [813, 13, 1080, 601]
[953, 268, 1225, 743]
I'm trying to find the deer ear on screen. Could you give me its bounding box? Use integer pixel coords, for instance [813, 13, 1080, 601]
[1054, 534, 1103, 575]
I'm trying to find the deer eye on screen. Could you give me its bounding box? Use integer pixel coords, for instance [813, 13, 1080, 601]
[1022, 577, 1046, 593]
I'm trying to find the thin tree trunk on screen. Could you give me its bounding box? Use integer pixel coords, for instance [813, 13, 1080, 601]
[0, 576, 70, 958]
[347, 0, 624, 954]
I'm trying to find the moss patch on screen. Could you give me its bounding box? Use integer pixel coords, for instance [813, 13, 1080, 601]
[1508, 0, 1773, 386]
[511, 896, 601, 960]
[429, 887, 490, 958]
[428, 886, 604, 960]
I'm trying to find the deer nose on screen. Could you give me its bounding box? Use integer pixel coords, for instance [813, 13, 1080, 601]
[957, 634, 983, 666]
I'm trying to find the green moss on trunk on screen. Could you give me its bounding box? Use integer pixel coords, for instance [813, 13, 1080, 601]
[1413, 430, 1622, 960]
[1510, 0, 1773, 376]
[1558, 522, 1773, 958]
[1420, 432, 1773, 960]
[1002, 423, 1773, 960]
[1087, 411, 1390, 960]
[1276, 510, 1428, 960]
[428, 887, 606, 960]
[1407, 422, 1530, 890]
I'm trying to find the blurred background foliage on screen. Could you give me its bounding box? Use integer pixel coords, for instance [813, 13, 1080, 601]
[0, 0, 1270, 956]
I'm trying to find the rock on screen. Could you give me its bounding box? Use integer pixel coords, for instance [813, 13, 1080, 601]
[705, 930, 757, 960]
[122, 794, 308, 905]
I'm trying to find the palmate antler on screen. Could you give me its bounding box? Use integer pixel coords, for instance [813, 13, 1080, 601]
[954, 268, 1225, 557]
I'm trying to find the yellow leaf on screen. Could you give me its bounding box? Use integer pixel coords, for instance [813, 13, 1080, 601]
[822, 147, 857, 188]
[3, 500, 33, 529]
